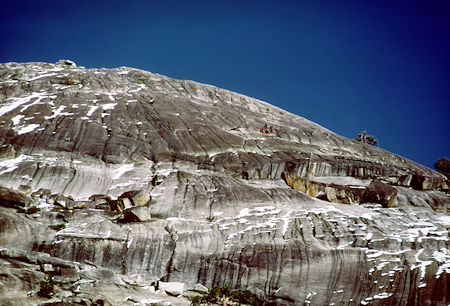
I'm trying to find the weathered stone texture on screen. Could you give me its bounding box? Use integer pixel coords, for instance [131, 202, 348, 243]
[0, 62, 448, 305]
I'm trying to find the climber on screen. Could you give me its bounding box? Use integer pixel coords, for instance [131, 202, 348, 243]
[259, 123, 275, 135]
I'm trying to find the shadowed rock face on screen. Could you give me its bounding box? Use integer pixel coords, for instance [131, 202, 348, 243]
[0, 61, 448, 305]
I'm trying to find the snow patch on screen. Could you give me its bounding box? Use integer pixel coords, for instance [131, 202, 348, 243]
[236, 208, 251, 219]
[26, 72, 57, 81]
[86, 105, 98, 116]
[17, 124, 40, 135]
[433, 248, 450, 279]
[112, 164, 135, 180]
[11, 114, 24, 125]
[435, 215, 450, 226]
[44, 105, 73, 120]
[282, 210, 292, 236]
[373, 292, 393, 299]
[102, 103, 117, 110]
[0, 92, 50, 117]
[410, 248, 433, 283]
[0, 155, 28, 176]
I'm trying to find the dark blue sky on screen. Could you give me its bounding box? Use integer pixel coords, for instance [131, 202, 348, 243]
[1, 0, 449, 169]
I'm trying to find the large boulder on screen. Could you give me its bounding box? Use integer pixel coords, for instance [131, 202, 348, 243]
[0, 186, 34, 208]
[123, 205, 152, 222]
[54, 194, 75, 208]
[159, 281, 185, 297]
[56, 59, 76, 67]
[116, 190, 150, 212]
[361, 180, 397, 207]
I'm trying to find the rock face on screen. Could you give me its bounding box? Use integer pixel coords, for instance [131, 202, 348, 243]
[0, 61, 448, 305]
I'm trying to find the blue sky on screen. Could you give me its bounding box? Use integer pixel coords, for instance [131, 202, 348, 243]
[1, 0, 449, 169]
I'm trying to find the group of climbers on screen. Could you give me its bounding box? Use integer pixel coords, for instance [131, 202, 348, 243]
[260, 123, 274, 134]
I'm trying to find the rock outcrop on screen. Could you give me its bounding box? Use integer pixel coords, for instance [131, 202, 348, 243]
[0, 61, 448, 305]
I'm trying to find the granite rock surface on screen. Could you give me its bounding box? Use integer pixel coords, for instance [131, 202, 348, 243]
[0, 61, 448, 305]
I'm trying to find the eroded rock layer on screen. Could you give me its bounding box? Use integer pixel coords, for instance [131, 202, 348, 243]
[0, 61, 448, 305]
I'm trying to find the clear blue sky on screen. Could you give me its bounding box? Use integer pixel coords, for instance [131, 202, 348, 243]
[1, 0, 449, 170]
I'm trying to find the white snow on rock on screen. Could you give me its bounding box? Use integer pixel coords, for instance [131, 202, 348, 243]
[282, 210, 293, 236]
[410, 248, 433, 283]
[26, 72, 58, 81]
[432, 248, 450, 279]
[86, 105, 99, 116]
[44, 105, 74, 120]
[112, 164, 135, 180]
[129, 84, 146, 93]
[21, 94, 57, 112]
[16, 124, 41, 135]
[11, 114, 25, 125]
[0, 155, 28, 176]
[0, 92, 50, 117]
[102, 103, 117, 110]
[372, 292, 393, 300]
[435, 215, 450, 227]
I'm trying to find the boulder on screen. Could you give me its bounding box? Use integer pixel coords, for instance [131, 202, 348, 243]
[31, 188, 52, 199]
[159, 281, 185, 297]
[18, 185, 32, 195]
[109, 190, 151, 212]
[119, 190, 150, 207]
[80, 267, 125, 285]
[55, 267, 80, 283]
[89, 194, 112, 204]
[361, 180, 397, 207]
[54, 194, 75, 208]
[123, 205, 152, 222]
[56, 59, 76, 67]
[0, 186, 34, 208]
